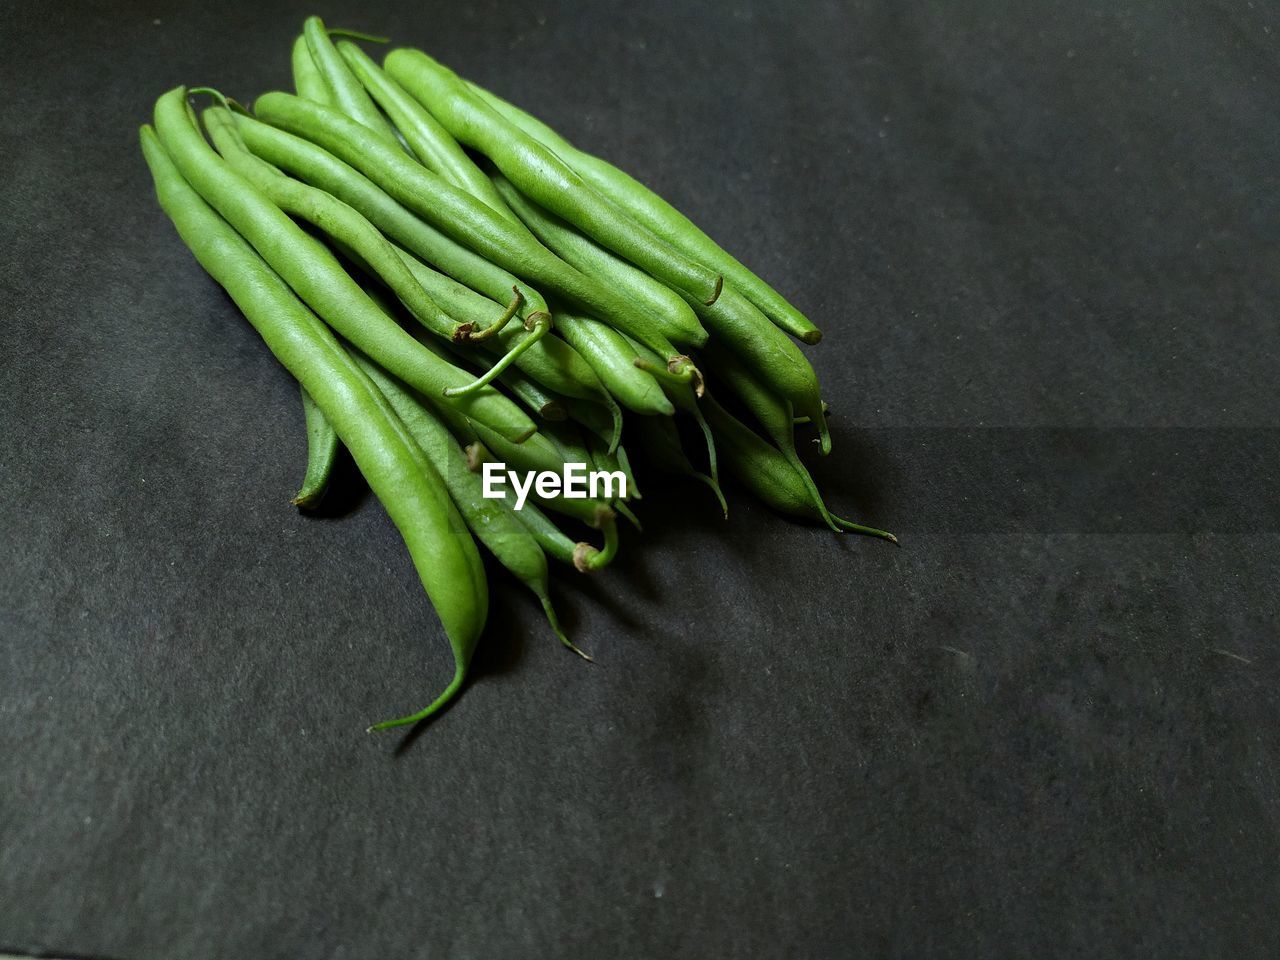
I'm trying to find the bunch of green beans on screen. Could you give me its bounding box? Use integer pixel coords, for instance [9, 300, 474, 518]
[140, 18, 894, 734]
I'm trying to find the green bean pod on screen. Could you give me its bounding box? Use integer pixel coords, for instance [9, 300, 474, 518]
[140, 123, 486, 731]
[233, 111, 624, 413]
[303, 16, 402, 148]
[337, 41, 513, 219]
[702, 339, 838, 530]
[702, 397, 895, 542]
[292, 385, 338, 508]
[552, 310, 674, 417]
[393, 249, 604, 402]
[467, 443, 619, 572]
[251, 91, 696, 376]
[385, 49, 723, 307]
[629, 414, 727, 518]
[497, 367, 568, 421]
[468, 80, 822, 345]
[234, 111, 548, 324]
[678, 284, 830, 451]
[354, 355, 587, 659]
[625, 335, 719, 487]
[203, 106, 496, 349]
[154, 88, 535, 444]
[490, 171, 707, 348]
[291, 34, 330, 103]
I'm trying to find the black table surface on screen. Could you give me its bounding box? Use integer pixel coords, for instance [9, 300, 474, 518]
[3, 0, 1277, 957]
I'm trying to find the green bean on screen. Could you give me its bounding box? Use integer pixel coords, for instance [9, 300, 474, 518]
[303, 16, 402, 148]
[204, 105, 540, 362]
[468, 80, 822, 345]
[233, 110, 622, 412]
[490, 171, 707, 348]
[392, 248, 604, 402]
[140, 122, 486, 731]
[552, 309, 674, 417]
[497, 367, 568, 421]
[386, 49, 723, 307]
[234, 111, 549, 325]
[586, 434, 640, 502]
[290, 34, 330, 103]
[702, 397, 895, 542]
[292, 385, 338, 508]
[703, 338, 838, 530]
[677, 283, 830, 451]
[251, 92, 698, 379]
[337, 41, 513, 219]
[625, 334, 719, 488]
[154, 88, 534, 444]
[354, 354, 587, 659]
[286, 45, 342, 496]
[467, 442, 619, 571]
[629, 414, 727, 518]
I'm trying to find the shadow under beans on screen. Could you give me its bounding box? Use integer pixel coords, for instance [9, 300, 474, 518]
[800, 414, 904, 525]
[294, 444, 371, 520]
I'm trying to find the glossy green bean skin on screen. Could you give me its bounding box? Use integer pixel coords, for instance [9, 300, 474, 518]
[468, 80, 822, 345]
[154, 88, 534, 444]
[386, 49, 722, 306]
[303, 16, 401, 148]
[497, 367, 568, 420]
[140, 122, 486, 730]
[552, 310, 674, 417]
[203, 106, 467, 345]
[678, 283, 830, 450]
[702, 339, 838, 530]
[701, 397, 895, 541]
[394, 250, 603, 402]
[234, 111, 549, 325]
[355, 356, 582, 656]
[252, 92, 691, 368]
[293, 385, 338, 508]
[337, 41, 512, 218]
[239, 110, 620, 420]
[490, 171, 707, 348]
[291, 34, 330, 102]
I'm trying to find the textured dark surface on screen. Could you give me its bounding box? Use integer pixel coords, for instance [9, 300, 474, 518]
[3, 0, 1278, 957]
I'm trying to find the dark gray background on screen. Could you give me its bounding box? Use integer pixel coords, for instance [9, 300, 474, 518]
[3, 0, 1277, 957]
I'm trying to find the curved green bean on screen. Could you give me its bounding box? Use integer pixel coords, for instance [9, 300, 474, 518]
[251, 91, 698, 379]
[290, 34, 330, 103]
[490, 171, 707, 349]
[153, 88, 534, 444]
[385, 49, 723, 307]
[303, 16, 402, 148]
[702, 397, 895, 542]
[293, 384, 338, 508]
[355, 355, 588, 659]
[338, 41, 513, 219]
[140, 122, 487, 732]
[467, 79, 822, 344]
